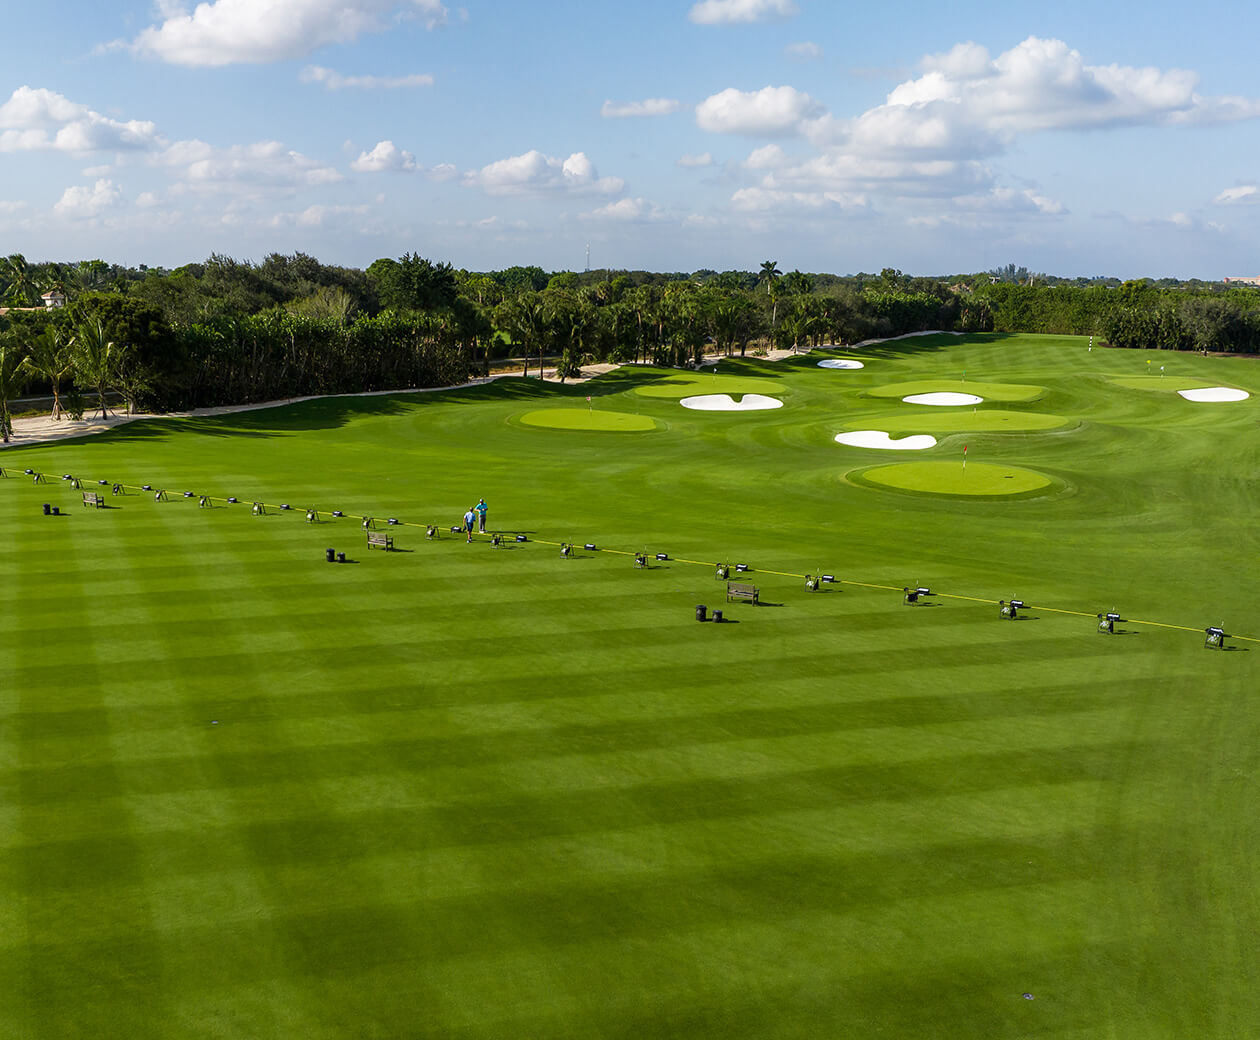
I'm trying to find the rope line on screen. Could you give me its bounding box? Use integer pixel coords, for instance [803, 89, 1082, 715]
[7, 463, 1254, 644]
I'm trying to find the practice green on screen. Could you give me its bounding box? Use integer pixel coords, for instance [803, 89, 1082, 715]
[865, 379, 1044, 402]
[518, 408, 658, 431]
[854, 460, 1054, 495]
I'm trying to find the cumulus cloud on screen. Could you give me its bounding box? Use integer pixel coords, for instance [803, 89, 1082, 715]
[301, 65, 434, 89]
[715, 36, 1260, 222]
[677, 152, 714, 167]
[160, 139, 343, 192]
[1215, 185, 1258, 204]
[583, 197, 666, 222]
[952, 187, 1065, 215]
[689, 0, 798, 25]
[600, 98, 681, 118]
[695, 85, 824, 136]
[730, 187, 865, 212]
[128, 0, 448, 67]
[54, 179, 123, 218]
[464, 150, 624, 196]
[351, 140, 417, 172]
[745, 144, 787, 168]
[0, 86, 160, 154]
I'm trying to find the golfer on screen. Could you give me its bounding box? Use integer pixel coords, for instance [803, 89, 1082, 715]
[463, 507, 476, 542]
[475, 498, 488, 533]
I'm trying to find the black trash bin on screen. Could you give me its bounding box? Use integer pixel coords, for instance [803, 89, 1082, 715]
[42, 503, 50, 515]
[326, 548, 336, 563]
[713, 610, 723, 623]
[696, 604, 707, 622]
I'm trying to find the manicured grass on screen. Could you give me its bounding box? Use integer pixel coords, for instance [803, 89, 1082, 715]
[865, 379, 1045, 402]
[1111, 375, 1215, 392]
[851, 409, 1072, 433]
[631, 372, 786, 399]
[855, 460, 1054, 496]
[517, 408, 659, 431]
[3, 334, 1260, 1039]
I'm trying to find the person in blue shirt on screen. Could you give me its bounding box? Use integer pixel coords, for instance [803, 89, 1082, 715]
[475, 498, 488, 533]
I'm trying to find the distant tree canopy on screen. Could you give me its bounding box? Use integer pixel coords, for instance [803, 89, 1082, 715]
[3, 249, 1259, 425]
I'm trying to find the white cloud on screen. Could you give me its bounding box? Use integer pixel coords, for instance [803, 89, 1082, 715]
[689, 0, 798, 25]
[54, 179, 123, 218]
[266, 203, 371, 227]
[715, 36, 1260, 221]
[351, 140, 417, 172]
[300, 65, 434, 89]
[600, 98, 681, 118]
[695, 85, 824, 136]
[677, 152, 714, 167]
[0, 86, 161, 154]
[784, 41, 822, 62]
[952, 187, 1065, 215]
[583, 197, 666, 222]
[1215, 185, 1258, 205]
[464, 150, 624, 196]
[128, 0, 448, 67]
[730, 186, 866, 212]
[162, 139, 343, 192]
[745, 144, 787, 168]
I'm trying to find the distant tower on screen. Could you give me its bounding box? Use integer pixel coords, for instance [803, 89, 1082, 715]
[585, 243, 590, 272]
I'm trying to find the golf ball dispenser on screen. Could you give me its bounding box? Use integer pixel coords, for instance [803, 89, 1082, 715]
[903, 586, 933, 605]
[1204, 626, 1226, 649]
[999, 598, 1025, 619]
[1097, 612, 1121, 634]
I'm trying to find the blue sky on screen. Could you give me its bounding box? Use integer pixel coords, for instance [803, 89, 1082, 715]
[2, 0, 1258, 277]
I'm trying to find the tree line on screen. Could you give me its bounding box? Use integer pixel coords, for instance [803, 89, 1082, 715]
[2, 251, 1259, 439]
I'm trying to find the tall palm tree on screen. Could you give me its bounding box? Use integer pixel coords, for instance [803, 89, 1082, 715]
[758, 260, 782, 295]
[2, 254, 41, 307]
[69, 318, 126, 419]
[0, 334, 30, 442]
[20, 326, 75, 420]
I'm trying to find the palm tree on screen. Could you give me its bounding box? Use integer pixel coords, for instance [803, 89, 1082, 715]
[758, 260, 782, 296]
[20, 326, 75, 419]
[69, 318, 126, 418]
[2, 254, 41, 307]
[0, 334, 30, 442]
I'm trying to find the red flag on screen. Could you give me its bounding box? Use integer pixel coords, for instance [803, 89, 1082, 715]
[963, 445, 968, 455]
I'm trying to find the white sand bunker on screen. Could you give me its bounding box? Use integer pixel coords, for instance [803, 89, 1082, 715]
[835, 431, 936, 450]
[903, 392, 983, 406]
[1177, 386, 1250, 402]
[818, 358, 865, 370]
[680, 394, 783, 411]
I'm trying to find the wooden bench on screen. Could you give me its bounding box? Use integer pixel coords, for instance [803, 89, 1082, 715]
[82, 491, 104, 508]
[367, 531, 394, 551]
[726, 581, 759, 604]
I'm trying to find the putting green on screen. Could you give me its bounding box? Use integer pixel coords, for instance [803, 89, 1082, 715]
[866, 380, 1044, 403]
[854, 410, 1072, 433]
[517, 408, 658, 431]
[854, 460, 1054, 496]
[634, 375, 784, 399]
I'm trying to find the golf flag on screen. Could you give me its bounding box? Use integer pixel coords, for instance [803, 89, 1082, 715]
[586, 394, 592, 412]
[963, 445, 968, 456]
[963, 444, 968, 470]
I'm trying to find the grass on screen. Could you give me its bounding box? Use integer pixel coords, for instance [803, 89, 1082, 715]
[517, 408, 659, 431]
[854, 460, 1055, 496]
[3, 333, 1260, 1039]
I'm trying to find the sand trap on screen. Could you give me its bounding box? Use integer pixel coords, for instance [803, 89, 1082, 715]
[1177, 386, 1250, 402]
[902, 392, 983, 406]
[679, 394, 783, 411]
[835, 431, 936, 450]
[818, 359, 865, 370]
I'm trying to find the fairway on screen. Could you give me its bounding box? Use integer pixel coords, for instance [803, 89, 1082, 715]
[4, 333, 1260, 1040]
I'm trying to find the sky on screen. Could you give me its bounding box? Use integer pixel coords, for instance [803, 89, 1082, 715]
[2, 0, 1259, 278]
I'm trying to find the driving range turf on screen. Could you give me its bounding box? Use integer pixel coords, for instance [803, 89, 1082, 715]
[3, 333, 1259, 1039]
